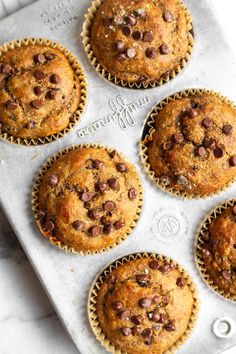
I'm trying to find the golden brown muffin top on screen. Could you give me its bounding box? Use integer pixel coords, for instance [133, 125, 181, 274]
[146, 92, 236, 197]
[36, 147, 141, 253]
[0, 44, 81, 140]
[90, 0, 192, 84]
[96, 257, 195, 354]
[200, 205, 236, 296]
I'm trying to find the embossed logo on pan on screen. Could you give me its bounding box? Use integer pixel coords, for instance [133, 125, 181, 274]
[77, 94, 150, 138]
[40, 0, 78, 31]
[157, 215, 180, 237]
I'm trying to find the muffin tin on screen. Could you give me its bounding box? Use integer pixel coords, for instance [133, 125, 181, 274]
[0, 0, 236, 353]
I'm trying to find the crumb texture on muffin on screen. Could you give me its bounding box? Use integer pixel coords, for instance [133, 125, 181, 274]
[0, 44, 81, 139]
[35, 147, 141, 253]
[146, 92, 236, 196]
[200, 205, 236, 297]
[96, 257, 195, 354]
[90, 0, 192, 84]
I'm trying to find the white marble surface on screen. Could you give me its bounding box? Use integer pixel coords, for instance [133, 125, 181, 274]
[0, 1, 236, 354]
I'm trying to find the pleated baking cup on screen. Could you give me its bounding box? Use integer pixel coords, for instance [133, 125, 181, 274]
[32, 143, 143, 255]
[88, 252, 199, 354]
[196, 199, 236, 302]
[0, 37, 87, 146]
[81, 0, 194, 89]
[140, 88, 236, 199]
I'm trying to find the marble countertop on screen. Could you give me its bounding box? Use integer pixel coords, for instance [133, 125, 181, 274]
[0, 1, 236, 353]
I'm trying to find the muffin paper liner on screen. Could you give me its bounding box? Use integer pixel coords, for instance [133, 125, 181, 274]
[196, 199, 236, 302]
[81, 0, 194, 89]
[0, 37, 87, 146]
[140, 88, 236, 199]
[32, 143, 143, 255]
[88, 252, 199, 354]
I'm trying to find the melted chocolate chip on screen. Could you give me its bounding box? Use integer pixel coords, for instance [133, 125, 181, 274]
[103, 200, 116, 212]
[128, 188, 138, 200]
[103, 224, 114, 234]
[146, 47, 157, 59]
[108, 178, 119, 190]
[133, 31, 143, 40]
[201, 248, 211, 258]
[118, 309, 131, 320]
[203, 138, 216, 150]
[131, 315, 143, 325]
[95, 181, 108, 193]
[25, 121, 35, 129]
[34, 53, 46, 64]
[159, 43, 170, 55]
[176, 277, 186, 288]
[142, 328, 153, 338]
[122, 25, 131, 36]
[159, 263, 175, 273]
[34, 86, 43, 96]
[46, 90, 56, 100]
[1, 64, 12, 74]
[109, 150, 116, 158]
[93, 159, 104, 169]
[195, 146, 206, 158]
[5, 100, 17, 110]
[202, 231, 210, 242]
[202, 117, 213, 129]
[81, 191, 93, 202]
[114, 219, 125, 230]
[143, 31, 153, 42]
[131, 326, 142, 335]
[34, 70, 45, 80]
[163, 10, 173, 22]
[106, 273, 116, 285]
[223, 124, 233, 135]
[88, 208, 100, 220]
[48, 174, 58, 187]
[149, 260, 160, 270]
[229, 156, 236, 167]
[165, 321, 176, 331]
[125, 14, 137, 26]
[136, 274, 151, 287]
[44, 51, 55, 60]
[222, 270, 231, 280]
[153, 295, 162, 304]
[31, 99, 43, 109]
[72, 220, 86, 231]
[120, 327, 131, 336]
[116, 163, 128, 172]
[173, 133, 184, 143]
[89, 225, 102, 236]
[148, 311, 160, 323]
[187, 108, 198, 118]
[139, 298, 152, 308]
[50, 74, 60, 84]
[112, 301, 124, 311]
[214, 147, 224, 158]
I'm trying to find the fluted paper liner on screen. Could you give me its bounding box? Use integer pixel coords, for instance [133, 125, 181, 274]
[0, 37, 87, 146]
[81, 0, 194, 89]
[88, 252, 199, 354]
[32, 143, 143, 255]
[140, 88, 236, 199]
[196, 199, 236, 302]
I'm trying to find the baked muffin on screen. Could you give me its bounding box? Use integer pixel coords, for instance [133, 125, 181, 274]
[34, 146, 142, 253]
[89, 0, 193, 86]
[91, 255, 197, 354]
[144, 91, 236, 197]
[0, 40, 83, 141]
[198, 203, 236, 299]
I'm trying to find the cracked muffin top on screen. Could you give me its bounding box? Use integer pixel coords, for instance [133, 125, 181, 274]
[0, 43, 81, 140]
[35, 146, 141, 253]
[90, 0, 193, 85]
[95, 257, 196, 354]
[145, 92, 236, 197]
[200, 204, 236, 297]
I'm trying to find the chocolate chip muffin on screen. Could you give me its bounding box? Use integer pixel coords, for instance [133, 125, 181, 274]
[198, 202, 236, 300]
[91, 254, 198, 354]
[34, 146, 142, 253]
[88, 0, 193, 86]
[143, 90, 236, 197]
[0, 39, 84, 142]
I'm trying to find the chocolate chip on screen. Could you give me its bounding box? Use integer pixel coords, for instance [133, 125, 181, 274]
[44, 51, 55, 60]
[229, 156, 236, 167]
[103, 224, 114, 234]
[131, 326, 142, 335]
[163, 10, 173, 22]
[187, 108, 198, 118]
[34, 86, 43, 96]
[44, 220, 54, 232]
[148, 311, 160, 323]
[131, 315, 143, 325]
[133, 31, 143, 40]
[116, 41, 125, 52]
[113, 15, 123, 25]
[201, 248, 211, 258]
[143, 31, 153, 42]
[34, 53, 46, 64]
[134, 8, 147, 18]
[95, 181, 108, 193]
[103, 200, 116, 212]
[116, 53, 126, 61]
[195, 146, 206, 157]
[159, 44, 170, 55]
[203, 138, 216, 150]
[36, 210, 45, 219]
[222, 270, 231, 280]
[177, 175, 188, 186]
[202, 231, 210, 242]
[146, 47, 157, 59]
[144, 337, 153, 345]
[159, 263, 175, 273]
[46, 90, 56, 100]
[109, 150, 116, 158]
[223, 124, 233, 135]
[108, 178, 119, 190]
[139, 298, 152, 308]
[34, 70, 45, 80]
[158, 314, 167, 324]
[112, 301, 124, 311]
[214, 147, 224, 158]
[136, 274, 151, 287]
[5, 100, 17, 110]
[118, 310, 131, 320]
[232, 206, 236, 216]
[122, 26, 131, 36]
[106, 273, 116, 285]
[93, 159, 104, 169]
[72, 220, 86, 231]
[149, 260, 160, 270]
[88, 208, 100, 220]
[48, 174, 58, 187]
[142, 328, 152, 338]
[89, 225, 102, 236]
[176, 277, 186, 288]
[165, 321, 176, 331]
[159, 175, 172, 186]
[173, 133, 184, 143]
[114, 219, 125, 229]
[120, 327, 131, 336]
[125, 14, 137, 26]
[126, 48, 136, 58]
[128, 188, 138, 200]
[1, 64, 12, 74]
[116, 163, 127, 172]
[31, 99, 43, 109]
[81, 191, 93, 202]
[202, 117, 213, 129]
[50, 74, 60, 84]
[25, 121, 35, 129]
